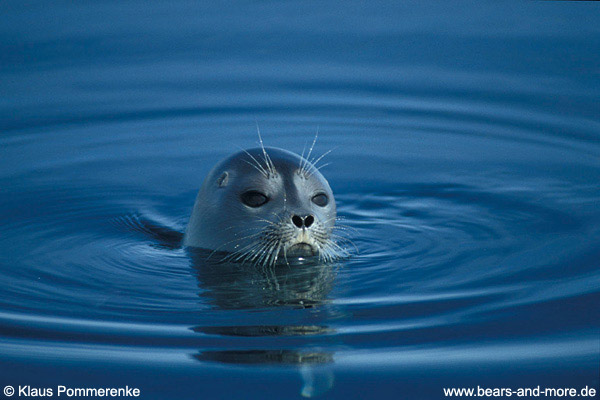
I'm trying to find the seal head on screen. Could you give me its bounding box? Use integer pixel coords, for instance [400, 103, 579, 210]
[184, 147, 338, 266]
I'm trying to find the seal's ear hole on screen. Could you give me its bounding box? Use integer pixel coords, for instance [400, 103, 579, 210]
[217, 171, 229, 188]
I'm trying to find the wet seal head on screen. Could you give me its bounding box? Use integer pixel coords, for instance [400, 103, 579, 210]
[184, 146, 344, 266]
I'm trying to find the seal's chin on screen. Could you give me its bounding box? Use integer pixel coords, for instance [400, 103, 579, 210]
[285, 242, 317, 257]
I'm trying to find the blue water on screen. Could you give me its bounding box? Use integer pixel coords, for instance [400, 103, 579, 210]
[1, 1, 599, 399]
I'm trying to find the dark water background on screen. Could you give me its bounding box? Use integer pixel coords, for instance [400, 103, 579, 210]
[1, 1, 599, 399]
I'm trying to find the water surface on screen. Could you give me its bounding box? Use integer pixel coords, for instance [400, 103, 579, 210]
[1, 1, 599, 399]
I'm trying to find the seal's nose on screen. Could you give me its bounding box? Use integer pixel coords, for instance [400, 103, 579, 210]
[292, 214, 314, 229]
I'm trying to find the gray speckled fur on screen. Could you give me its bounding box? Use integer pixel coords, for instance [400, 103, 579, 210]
[184, 147, 336, 259]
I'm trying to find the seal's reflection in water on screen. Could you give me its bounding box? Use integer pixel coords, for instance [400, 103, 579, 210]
[189, 249, 337, 397]
[192, 250, 337, 309]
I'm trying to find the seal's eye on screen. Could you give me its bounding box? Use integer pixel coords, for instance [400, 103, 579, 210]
[240, 191, 269, 208]
[311, 193, 328, 207]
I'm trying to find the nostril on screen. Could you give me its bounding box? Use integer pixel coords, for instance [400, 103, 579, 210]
[304, 215, 314, 228]
[292, 215, 303, 228]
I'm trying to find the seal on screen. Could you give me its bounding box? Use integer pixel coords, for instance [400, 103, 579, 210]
[184, 146, 342, 266]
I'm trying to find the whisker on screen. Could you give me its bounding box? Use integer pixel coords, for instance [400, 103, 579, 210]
[315, 162, 331, 171]
[237, 146, 269, 178]
[307, 148, 335, 178]
[310, 148, 333, 169]
[303, 128, 319, 177]
[299, 139, 309, 176]
[206, 231, 262, 261]
[241, 159, 267, 177]
[256, 123, 277, 177]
